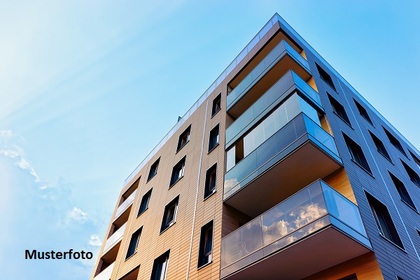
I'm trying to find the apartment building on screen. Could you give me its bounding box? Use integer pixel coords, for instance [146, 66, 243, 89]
[92, 13, 420, 280]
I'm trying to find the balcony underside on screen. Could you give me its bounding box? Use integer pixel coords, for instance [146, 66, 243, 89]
[224, 139, 342, 217]
[221, 225, 370, 280]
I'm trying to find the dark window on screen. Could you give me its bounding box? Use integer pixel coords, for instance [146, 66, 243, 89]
[126, 227, 142, 259]
[138, 189, 152, 216]
[170, 157, 185, 187]
[208, 124, 220, 152]
[177, 125, 191, 152]
[148, 158, 160, 181]
[384, 128, 406, 156]
[151, 251, 170, 280]
[161, 197, 179, 232]
[198, 221, 213, 268]
[366, 192, 404, 248]
[212, 94, 221, 116]
[338, 274, 358, 280]
[119, 266, 140, 280]
[389, 172, 416, 210]
[315, 63, 336, 90]
[343, 134, 372, 173]
[397, 277, 404, 280]
[409, 151, 420, 169]
[328, 94, 351, 125]
[401, 160, 420, 187]
[354, 100, 373, 125]
[204, 164, 217, 198]
[369, 131, 392, 162]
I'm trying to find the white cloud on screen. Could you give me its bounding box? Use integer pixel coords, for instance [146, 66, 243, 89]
[16, 158, 40, 182]
[0, 149, 19, 158]
[68, 207, 88, 223]
[89, 235, 102, 247]
[0, 130, 13, 138]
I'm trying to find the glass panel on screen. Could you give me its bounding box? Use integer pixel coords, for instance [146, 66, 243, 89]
[298, 96, 320, 125]
[226, 146, 236, 172]
[304, 115, 339, 156]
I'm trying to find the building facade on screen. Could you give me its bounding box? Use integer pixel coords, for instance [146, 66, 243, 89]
[92, 14, 420, 280]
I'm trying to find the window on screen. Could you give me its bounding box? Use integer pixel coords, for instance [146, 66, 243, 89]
[389, 172, 417, 210]
[126, 227, 142, 259]
[366, 192, 404, 248]
[204, 164, 217, 198]
[328, 94, 351, 125]
[151, 251, 170, 280]
[170, 157, 185, 187]
[177, 125, 191, 152]
[409, 151, 420, 169]
[354, 100, 373, 125]
[401, 160, 420, 187]
[208, 124, 220, 152]
[161, 197, 179, 232]
[343, 133, 372, 173]
[148, 158, 160, 181]
[369, 131, 392, 162]
[211, 94, 221, 116]
[315, 63, 336, 90]
[138, 189, 152, 216]
[198, 221, 213, 267]
[384, 128, 406, 156]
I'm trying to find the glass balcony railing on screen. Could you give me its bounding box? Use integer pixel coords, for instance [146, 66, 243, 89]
[221, 180, 371, 278]
[227, 40, 310, 111]
[103, 223, 127, 255]
[224, 113, 341, 200]
[114, 190, 137, 220]
[94, 262, 114, 280]
[226, 70, 321, 147]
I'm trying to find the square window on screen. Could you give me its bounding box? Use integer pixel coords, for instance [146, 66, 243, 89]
[204, 164, 217, 198]
[126, 227, 142, 259]
[208, 124, 220, 152]
[315, 63, 336, 90]
[161, 197, 179, 232]
[389, 172, 417, 211]
[148, 158, 160, 181]
[170, 157, 186, 187]
[401, 160, 420, 187]
[343, 133, 372, 174]
[384, 128, 406, 156]
[366, 192, 404, 248]
[354, 100, 373, 125]
[211, 94, 221, 116]
[151, 251, 170, 280]
[138, 189, 152, 216]
[369, 131, 392, 162]
[198, 221, 213, 268]
[177, 125, 191, 152]
[328, 94, 351, 125]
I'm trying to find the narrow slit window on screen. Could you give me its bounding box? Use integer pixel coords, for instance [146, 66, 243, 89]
[198, 221, 213, 267]
[126, 227, 142, 259]
[148, 158, 160, 181]
[208, 124, 220, 152]
[212, 94, 221, 116]
[204, 164, 217, 198]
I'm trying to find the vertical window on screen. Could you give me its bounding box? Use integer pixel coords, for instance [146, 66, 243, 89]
[328, 94, 351, 125]
[383, 128, 406, 156]
[208, 124, 220, 152]
[409, 151, 420, 170]
[366, 192, 404, 248]
[204, 164, 217, 198]
[170, 157, 186, 187]
[177, 125, 191, 152]
[198, 221, 213, 267]
[369, 131, 392, 162]
[138, 189, 152, 216]
[126, 227, 142, 259]
[354, 99, 373, 125]
[343, 133, 372, 173]
[148, 158, 160, 181]
[315, 63, 336, 90]
[389, 172, 416, 210]
[151, 251, 170, 280]
[211, 94, 221, 116]
[161, 197, 179, 232]
[401, 160, 420, 187]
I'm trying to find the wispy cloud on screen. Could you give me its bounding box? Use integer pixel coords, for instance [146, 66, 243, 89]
[68, 207, 88, 223]
[89, 235, 102, 247]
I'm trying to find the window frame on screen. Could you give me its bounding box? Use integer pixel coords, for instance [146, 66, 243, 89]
[147, 158, 160, 182]
[151, 251, 170, 280]
[160, 197, 179, 233]
[169, 157, 186, 187]
[177, 125, 191, 152]
[208, 124, 220, 152]
[315, 63, 336, 90]
[343, 133, 372, 174]
[369, 131, 392, 162]
[383, 127, 407, 156]
[198, 221, 214, 268]
[401, 160, 420, 187]
[328, 93, 351, 126]
[354, 99, 373, 125]
[125, 227, 142, 259]
[138, 189, 152, 216]
[204, 164, 217, 199]
[211, 94, 221, 117]
[389, 172, 417, 211]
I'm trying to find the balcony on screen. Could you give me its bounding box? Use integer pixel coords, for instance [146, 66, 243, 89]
[227, 40, 311, 118]
[221, 180, 371, 280]
[94, 262, 114, 280]
[103, 222, 126, 255]
[226, 70, 321, 148]
[114, 189, 137, 220]
[224, 113, 342, 217]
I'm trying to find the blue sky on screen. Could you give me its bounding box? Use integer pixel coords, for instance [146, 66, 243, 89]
[1, 1, 419, 279]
